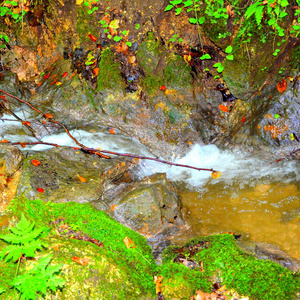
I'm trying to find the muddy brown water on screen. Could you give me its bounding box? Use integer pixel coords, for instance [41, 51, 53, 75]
[175, 182, 300, 261]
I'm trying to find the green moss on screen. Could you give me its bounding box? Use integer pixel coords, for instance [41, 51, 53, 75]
[0, 197, 157, 299]
[162, 234, 300, 300]
[97, 48, 124, 91]
[164, 53, 192, 89]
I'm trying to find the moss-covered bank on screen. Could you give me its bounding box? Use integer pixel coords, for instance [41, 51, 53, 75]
[0, 198, 299, 299]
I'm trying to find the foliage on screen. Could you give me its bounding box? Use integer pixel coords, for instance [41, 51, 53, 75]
[0, 213, 48, 262]
[164, 0, 300, 74]
[12, 255, 64, 300]
[0, 214, 64, 299]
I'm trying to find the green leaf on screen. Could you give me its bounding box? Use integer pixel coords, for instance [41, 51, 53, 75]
[135, 24, 140, 29]
[198, 16, 205, 24]
[126, 41, 132, 47]
[278, 0, 289, 7]
[164, 4, 174, 11]
[200, 54, 211, 60]
[170, 0, 182, 4]
[122, 30, 128, 35]
[268, 19, 276, 26]
[178, 38, 183, 42]
[3, 35, 9, 43]
[226, 54, 234, 60]
[113, 36, 122, 42]
[175, 7, 182, 15]
[100, 20, 106, 25]
[255, 5, 264, 25]
[225, 45, 233, 54]
[279, 11, 288, 18]
[189, 18, 197, 24]
[213, 63, 224, 73]
[183, 0, 193, 7]
[245, 2, 260, 19]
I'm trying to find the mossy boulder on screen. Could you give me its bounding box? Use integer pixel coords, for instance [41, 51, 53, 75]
[0, 197, 157, 299]
[160, 234, 300, 300]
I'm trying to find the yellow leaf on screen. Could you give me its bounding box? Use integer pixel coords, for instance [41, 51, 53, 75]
[123, 236, 136, 248]
[211, 171, 222, 179]
[76, 0, 83, 4]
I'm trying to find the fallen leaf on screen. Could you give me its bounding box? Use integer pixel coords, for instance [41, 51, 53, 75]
[211, 171, 222, 179]
[0, 95, 7, 100]
[31, 159, 41, 166]
[241, 117, 246, 123]
[87, 33, 97, 42]
[56, 82, 63, 86]
[50, 79, 58, 85]
[22, 121, 31, 127]
[6, 178, 13, 183]
[0, 140, 9, 143]
[264, 124, 288, 138]
[44, 113, 54, 119]
[154, 275, 163, 295]
[63, 72, 68, 78]
[77, 175, 86, 183]
[43, 74, 50, 79]
[37, 188, 44, 193]
[111, 204, 116, 212]
[20, 142, 26, 148]
[93, 67, 99, 76]
[76, 0, 83, 4]
[277, 79, 287, 93]
[116, 41, 129, 53]
[160, 85, 166, 91]
[72, 256, 90, 266]
[219, 104, 229, 112]
[51, 244, 63, 251]
[108, 127, 115, 134]
[123, 236, 136, 248]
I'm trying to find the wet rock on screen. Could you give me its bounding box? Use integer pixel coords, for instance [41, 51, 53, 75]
[255, 242, 300, 271]
[0, 145, 24, 177]
[17, 146, 138, 203]
[92, 173, 185, 237]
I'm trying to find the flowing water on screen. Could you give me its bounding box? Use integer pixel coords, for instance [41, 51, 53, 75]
[1, 112, 300, 261]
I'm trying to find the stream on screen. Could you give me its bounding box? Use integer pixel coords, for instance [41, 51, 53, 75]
[1, 111, 300, 262]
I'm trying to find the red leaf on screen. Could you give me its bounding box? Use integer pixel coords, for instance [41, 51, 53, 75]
[277, 79, 287, 93]
[63, 72, 68, 78]
[37, 188, 44, 193]
[0, 95, 7, 99]
[241, 117, 246, 123]
[50, 79, 58, 85]
[31, 159, 41, 166]
[160, 85, 166, 91]
[20, 142, 26, 148]
[72, 256, 90, 266]
[87, 34, 97, 42]
[43, 74, 50, 79]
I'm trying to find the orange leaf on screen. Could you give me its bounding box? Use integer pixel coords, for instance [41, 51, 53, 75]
[37, 188, 44, 193]
[93, 67, 99, 76]
[22, 121, 31, 127]
[123, 236, 136, 248]
[62, 72, 68, 78]
[44, 113, 54, 119]
[111, 204, 116, 212]
[72, 256, 90, 266]
[154, 275, 163, 295]
[277, 79, 287, 93]
[0, 140, 9, 143]
[211, 171, 222, 179]
[108, 127, 115, 134]
[218, 104, 229, 112]
[31, 159, 41, 166]
[56, 82, 63, 86]
[77, 175, 86, 183]
[20, 142, 26, 148]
